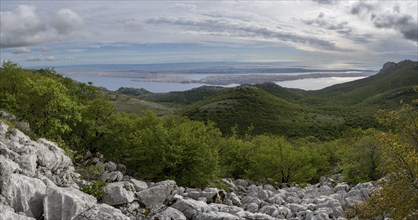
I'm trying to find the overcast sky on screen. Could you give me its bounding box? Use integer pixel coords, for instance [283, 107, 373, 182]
[1, 0, 417, 69]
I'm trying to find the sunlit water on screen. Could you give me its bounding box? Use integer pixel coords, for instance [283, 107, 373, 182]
[276, 77, 365, 90]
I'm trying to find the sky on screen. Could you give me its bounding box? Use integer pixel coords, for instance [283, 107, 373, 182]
[1, 0, 417, 70]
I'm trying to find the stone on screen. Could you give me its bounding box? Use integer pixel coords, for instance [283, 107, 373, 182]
[43, 186, 97, 220]
[0, 203, 36, 220]
[171, 198, 210, 220]
[228, 192, 242, 206]
[36, 139, 72, 172]
[153, 206, 187, 220]
[267, 194, 285, 205]
[277, 206, 292, 219]
[101, 171, 123, 183]
[196, 211, 239, 220]
[0, 155, 21, 175]
[136, 180, 176, 207]
[101, 181, 135, 206]
[9, 129, 30, 144]
[0, 173, 47, 219]
[246, 202, 258, 213]
[74, 203, 130, 220]
[288, 203, 307, 213]
[104, 161, 117, 172]
[259, 205, 279, 217]
[130, 178, 148, 191]
[334, 183, 350, 193]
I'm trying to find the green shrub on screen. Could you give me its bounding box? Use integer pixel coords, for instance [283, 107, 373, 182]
[82, 180, 107, 200]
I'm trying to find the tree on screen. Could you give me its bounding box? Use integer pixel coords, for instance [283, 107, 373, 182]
[246, 135, 316, 183]
[356, 100, 418, 219]
[339, 129, 382, 184]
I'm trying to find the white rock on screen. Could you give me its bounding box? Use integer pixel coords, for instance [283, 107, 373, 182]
[153, 206, 187, 220]
[228, 192, 242, 206]
[0, 203, 35, 220]
[136, 180, 176, 207]
[246, 202, 258, 213]
[0, 155, 21, 175]
[171, 198, 210, 220]
[74, 203, 130, 220]
[101, 181, 135, 206]
[36, 139, 72, 172]
[130, 178, 148, 191]
[43, 186, 97, 220]
[1, 173, 47, 219]
[196, 211, 239, 220]
[259, 205, 279, 217]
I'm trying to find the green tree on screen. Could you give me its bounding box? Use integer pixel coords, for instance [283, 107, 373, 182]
[246, 135, 316, 183]
[339, 129, 382, 184]
[357, 101, 418, 219]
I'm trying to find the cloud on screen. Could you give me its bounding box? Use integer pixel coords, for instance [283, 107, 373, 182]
[351, 2, 375, 15]
[0, 5, 84, 48]
[117, 18, 143, 31]
[13, 47, 32, 54]
[303, 13, 352, 35]
[147, 16, 340, 51]
[312, 0, 337, 5]
[349, 2, 417, 42]
[26, 55, 56, 61]
[52, 9, 84, 35]
[372, 14, 418, 42]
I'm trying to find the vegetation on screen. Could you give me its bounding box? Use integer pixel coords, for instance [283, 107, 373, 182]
[82, 180, 107, 200]
[1, 61, 417, 217]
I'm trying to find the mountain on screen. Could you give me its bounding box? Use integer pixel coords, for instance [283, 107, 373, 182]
[176, 60, 417, 137]
[114, 60, 417, 138]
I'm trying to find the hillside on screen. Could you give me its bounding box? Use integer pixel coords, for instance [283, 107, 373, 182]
[162, 60, 417, 138]
[181, 85, 345, 138]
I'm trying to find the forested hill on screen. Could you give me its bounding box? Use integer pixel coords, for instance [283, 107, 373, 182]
[120, 60, 417, 138]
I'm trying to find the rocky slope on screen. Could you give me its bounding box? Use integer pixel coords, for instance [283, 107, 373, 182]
[0, 115, 374, 220]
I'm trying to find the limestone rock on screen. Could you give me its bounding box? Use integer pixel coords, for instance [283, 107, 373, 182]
[196, 211, 239, 220]
[130, 178, 148, 191]
[0, 173, 47, 219]
[36, 138, 72, 172]
[171, 198, 210, 220]
[136, 180, 176, 207]
[0, 203, 35, 220]
[43, 186, 97, 220]
[101, 181, 135, 206]
[74, 203, 130, 220]
[152, 206, 187, 220]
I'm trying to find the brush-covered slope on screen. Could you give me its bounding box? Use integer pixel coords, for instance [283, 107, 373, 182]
[182, 85, 345, 138]
[310, 60, 418, 108]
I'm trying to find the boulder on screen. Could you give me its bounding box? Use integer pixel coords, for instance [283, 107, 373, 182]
[74, 203, 130, 220]
[130, 178, 148, 191]
[101, 171, 123, 183]
[101, 181, 135, 206]
[0, 203, 35, 220]
[36, 139, 72, 172]
[209, 203, 243, 215]
[152, 206, 187, 220]
[0, 173, 47, 219]
[0, 155, 21, 175]
[43, 186, 97, 220]
[171, 198, 210, 220]
[196, 211, 239, 220]
[259, 205, 279, 217]
[228, 192, 242, 206]
[246, 202, 258, 213]
[136, 180, 176, 207]
[104, 161, 117, 172]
